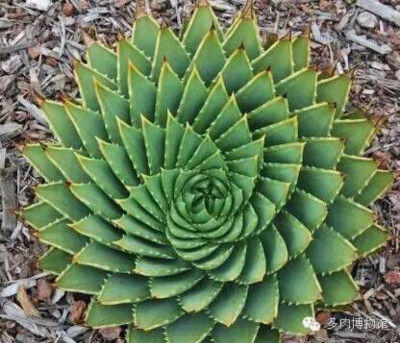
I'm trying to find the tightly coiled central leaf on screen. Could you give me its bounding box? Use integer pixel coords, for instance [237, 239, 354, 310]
[21, 1, 394, 342]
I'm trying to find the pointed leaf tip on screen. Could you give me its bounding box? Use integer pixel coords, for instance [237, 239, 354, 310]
[197, 0, 210, 7]
[243, 0, 254, 18]
[135, 1, 147, 18]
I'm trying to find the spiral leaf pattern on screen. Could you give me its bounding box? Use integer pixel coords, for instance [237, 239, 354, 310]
[22, 1, 394, 342]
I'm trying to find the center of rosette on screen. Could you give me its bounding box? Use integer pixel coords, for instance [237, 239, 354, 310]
[165, 169, 250, 258]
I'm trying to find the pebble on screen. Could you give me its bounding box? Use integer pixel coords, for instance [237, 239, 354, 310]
[357, 11, 378, 29]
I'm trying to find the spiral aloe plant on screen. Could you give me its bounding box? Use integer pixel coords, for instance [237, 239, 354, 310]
[21, 0, 394, 342]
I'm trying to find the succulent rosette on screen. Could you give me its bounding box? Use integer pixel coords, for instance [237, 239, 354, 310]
[22, 1, 394, 342]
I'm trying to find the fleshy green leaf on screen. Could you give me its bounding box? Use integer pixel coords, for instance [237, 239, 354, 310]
[134, 298, 183, 330]
[243, 275, 278, 324]
[41, 100, 83, 149]
[252, 39, 293, 82]
[165, 313, 215, 343]
[98, 274, 149, 304]
[318, 269, 359, 306]
[208, 282, 248, 326]
[86, 302, 133, 328]
[278, 254, 322, 304]
[306, 225, 357, 274]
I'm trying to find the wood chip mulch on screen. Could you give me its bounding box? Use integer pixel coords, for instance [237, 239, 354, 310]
[1, 0, 399, 342]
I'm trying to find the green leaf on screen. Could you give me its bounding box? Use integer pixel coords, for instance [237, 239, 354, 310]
[39, 248, 71, 275]
[182, 2, 224, 56]
[248, 97, 290, 130]
[35, 182, 90, 221]
[98, 274, 149, 304]
[274, 211, 312, 258]
[190, 29, 226, 85]
[143, 174, 168, 212]
[128, 327, 165, 343]
[128, 63, 157, 126]
[116, 234, 175, 260]
[318, 269, 359, 306]
[77, 155, 128, 199]
[176, 125, 203, 167]
[194, 244, 235, 272]
[176, 68, 208, 125]
[337, 155, 378, 198]
[278, 254, 321, 304]
[237, 238, 266, 284]
[256, 177, 290, 210]
[285, 189, 327, 232]
[95, 80, 130, 144]
[128, 183, 165, 221]
[22, 201, 62, 230]
[86, 42, 117, 79]
[212, 318, 259, 343]
[86, 302, 133, 328]
[119, 120, 150, 175]
[38, 219, 89, 254]
[221, 48, 253, 94]
[65, 102, 108, 159]
[179, 278, 223, 313]
[253, 117, 298, 146]
[165, 313, 215, 343]
[261, 163, 300, 189]
[118, 37, 151, 97]
[275, 68, 317, 111]
[193, 78, 229, 134]
[134, 298, 183, 330]
[264, 143, 304, 164]
[302, 138, 344, 169]
[150, 269, 203, 298]
[274, 303, 314, 334]
[307, 225, 357, 274]
[259, 225, 288, 274]
[152, 27, 190, 82]
[70, 183, 123, 220]
[98, 139, 139, 186]
[56, 264, 107, 294]
[45, 146, 90, 183]
[252, 39, 293, 82]
[207, 244, 246, 281]
[250, 193, 275, 233]
[351, 224, 389, 256]
[41, 100, 83, 149]
[297, 167, 344, 203]
[164, 114, 185, 168]
[236, 70, 275, 113]
[22, 144, 64, 182]
[243, 275, 278, 324]
[132, 11, 159, 59]
[326, 196, 374, 239]
[118, 196, 164, 231]
[292, 33, 310, 71]
[74, 63, 117, 112]
[141, 118, 166, 174]
[208, 282, 248, 326]
[317, 74, 352, 118]
[187, 135, 219, 169]
[115, 214, 167, 241]
[215, 116, 252, 151]
[224, 138, 264, 167]
[71, 215, 122, 244]
[331, 119, 376, 155]
[135, 256, 190, 277]
[294, 103, 335, 137]
[74, 242, 136, 273]
[155, 62, 184, 127]
[223, 15, 262, 60]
